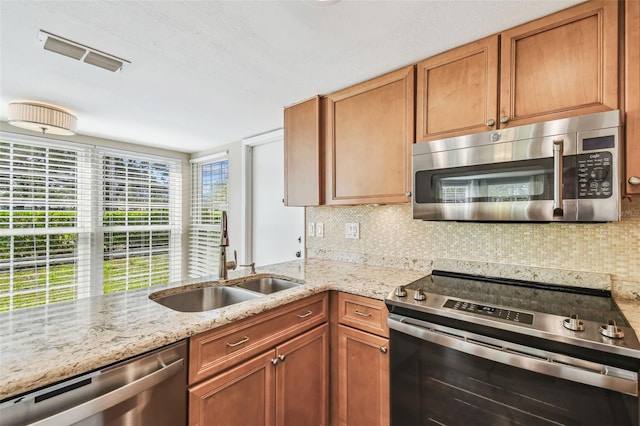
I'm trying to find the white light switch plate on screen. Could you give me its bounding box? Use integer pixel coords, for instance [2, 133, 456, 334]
[345, 222, 360, 239]
[315, 222, 324, 238]
[307, 222, 315, 237]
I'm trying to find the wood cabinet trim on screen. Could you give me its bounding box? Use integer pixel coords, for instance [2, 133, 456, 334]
[625, 0, 640, 195]
[189, 293, 328, 384]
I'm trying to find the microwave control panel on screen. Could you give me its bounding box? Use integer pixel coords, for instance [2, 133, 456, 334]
[577, 152, 613, 199]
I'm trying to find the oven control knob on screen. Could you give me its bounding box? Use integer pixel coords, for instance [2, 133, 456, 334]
[563, 314, 585, 332]
[413, 288, 427, 301]
[600, 320, 624, 339]
[394, 286, 407, 298]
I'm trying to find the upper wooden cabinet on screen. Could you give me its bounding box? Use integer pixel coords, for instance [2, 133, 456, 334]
[500, 0, 619, 128]
[284, 96, 322, 206]
[416, 0, 619, 142]
[326, 66, 414, 205]
[416, 35, 499, 141]
[625, 0, 640, 195]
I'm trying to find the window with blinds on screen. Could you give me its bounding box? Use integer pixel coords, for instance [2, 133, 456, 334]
[100, 149, 182, 293]
[0, 133, 182, 312]
[189, 154, 228, 278]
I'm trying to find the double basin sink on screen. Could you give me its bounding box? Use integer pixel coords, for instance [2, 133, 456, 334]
[150, 276, 302, 312]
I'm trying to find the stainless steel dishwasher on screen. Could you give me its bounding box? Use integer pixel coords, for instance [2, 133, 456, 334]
[0, 340, 187, 426]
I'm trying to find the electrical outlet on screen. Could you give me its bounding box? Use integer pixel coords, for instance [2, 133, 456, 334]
[307, 222, 315, 237]
[345, 222, 360, 239]
[315, 222, 324, 238]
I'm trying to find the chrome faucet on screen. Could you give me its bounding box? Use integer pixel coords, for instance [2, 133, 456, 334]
[218, 211, 256, 279]
[218, 211, 236, 280]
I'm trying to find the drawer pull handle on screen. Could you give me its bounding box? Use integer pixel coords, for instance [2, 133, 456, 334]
[355, 310, 372, 317]
[227, 336, 250, 347]
[380, 346, 388, 354]
[297, 310, 313, 318]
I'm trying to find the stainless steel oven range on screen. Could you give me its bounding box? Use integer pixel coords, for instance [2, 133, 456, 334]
[386, 271, 640, 426]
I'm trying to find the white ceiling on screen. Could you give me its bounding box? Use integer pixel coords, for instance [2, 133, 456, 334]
[0, 0, 583, 153]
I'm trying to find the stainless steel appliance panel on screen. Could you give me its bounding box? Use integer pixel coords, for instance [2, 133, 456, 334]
[0, 340, 187, 426]
[412, 110, 620, 222]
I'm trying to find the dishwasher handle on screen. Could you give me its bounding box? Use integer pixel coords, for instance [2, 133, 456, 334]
[29, 357, 184, 426]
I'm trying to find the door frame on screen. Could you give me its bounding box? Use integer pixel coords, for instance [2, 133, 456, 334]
[242, 129, 305, 264]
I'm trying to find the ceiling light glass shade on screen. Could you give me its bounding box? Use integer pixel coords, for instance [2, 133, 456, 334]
[7, 102, 77, 135]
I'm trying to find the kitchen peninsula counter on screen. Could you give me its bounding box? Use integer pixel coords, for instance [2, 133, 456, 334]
[0, 259, 425, 400]
[2, 258, 639, 401]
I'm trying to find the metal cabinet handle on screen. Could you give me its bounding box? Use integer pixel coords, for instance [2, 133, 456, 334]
[486, 119, 495, 126]
[500, 116, 509, 124]
[297, 310, 313, 318]
[28, 358, 184, 426]
[629, 176, 640, 185]
[278, 354, 286, 362]
[380, 346, 388, 354]
[552, 138, 564, 217]
[405, 191, 412, 197]
[271, 358, 279, 366]
[226, 336, 250, 347]
[354, 310, 372, 318]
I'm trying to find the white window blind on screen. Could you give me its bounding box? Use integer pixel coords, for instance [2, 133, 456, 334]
[189, 153, 228, 278]
[99, 148, 182, 293]
[0, 132, 183, 312]
[0, 136, 92, 311]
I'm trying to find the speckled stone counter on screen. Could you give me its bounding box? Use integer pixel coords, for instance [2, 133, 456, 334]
[0, 259, 425, 400]
[2, 258, 639, 401]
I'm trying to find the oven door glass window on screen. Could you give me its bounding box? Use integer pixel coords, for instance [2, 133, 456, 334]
[390, 330, 638, 426]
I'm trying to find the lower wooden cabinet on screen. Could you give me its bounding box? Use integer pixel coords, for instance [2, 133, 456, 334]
[189, 324, 329, 426]
[335, 293, 390, 426]
[189, 350, 276, 426]
[337, 324, 389, 426]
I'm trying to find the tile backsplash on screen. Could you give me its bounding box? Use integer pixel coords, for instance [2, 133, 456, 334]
[306, 198, 640, 299]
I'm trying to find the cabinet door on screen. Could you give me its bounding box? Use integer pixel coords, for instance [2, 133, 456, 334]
[326, 66, 414, 205]
[284, 96, 322, 206]
[500, 0, 619, 128]
[626, 0, 640, 195]
[189, 350, 276, 426]
[416, 35, 499, 142]
[338, 324, 389, 426]
[276, 324, 329, 426]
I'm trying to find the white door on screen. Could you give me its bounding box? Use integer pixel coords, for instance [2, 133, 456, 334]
[250, 139, 304, 266]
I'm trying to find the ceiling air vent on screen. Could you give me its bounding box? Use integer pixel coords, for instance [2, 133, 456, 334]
[38, 30, 130, 72]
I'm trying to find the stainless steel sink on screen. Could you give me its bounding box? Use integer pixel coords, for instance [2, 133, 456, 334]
[151, 286, 261, 312]
[233, 277, 302, 294]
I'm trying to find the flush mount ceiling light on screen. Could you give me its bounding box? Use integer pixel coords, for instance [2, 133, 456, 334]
[8, 102, 78, 135]
[37, 30, 130, 72]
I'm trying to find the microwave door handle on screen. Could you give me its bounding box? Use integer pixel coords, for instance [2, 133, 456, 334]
[553, 139, 564, 217]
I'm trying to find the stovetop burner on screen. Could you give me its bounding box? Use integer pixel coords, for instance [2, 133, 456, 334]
[386, 270, 640, 359]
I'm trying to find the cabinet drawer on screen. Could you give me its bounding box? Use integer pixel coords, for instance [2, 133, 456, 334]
[190, 293, 328, 384]
[338, 293, 389, 338]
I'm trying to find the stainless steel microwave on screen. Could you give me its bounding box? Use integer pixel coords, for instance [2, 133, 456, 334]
[412, 110, 621, 222]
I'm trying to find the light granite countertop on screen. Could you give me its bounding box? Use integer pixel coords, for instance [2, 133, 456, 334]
[2, 258, 639, 401]
[0, 259, 425, 401]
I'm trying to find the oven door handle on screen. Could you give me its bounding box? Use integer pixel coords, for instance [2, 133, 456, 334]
[388, 315, 638, 396]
